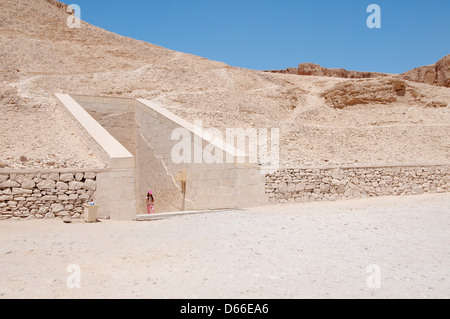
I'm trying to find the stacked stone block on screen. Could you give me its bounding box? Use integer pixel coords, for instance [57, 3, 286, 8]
[266, 165, 450, 204]
[0, 172, 97, 220]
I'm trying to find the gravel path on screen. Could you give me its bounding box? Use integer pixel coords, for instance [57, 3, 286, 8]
[0, 193, 449, 299]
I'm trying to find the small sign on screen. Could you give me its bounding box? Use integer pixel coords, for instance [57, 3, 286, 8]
[174, 170, 186, 182]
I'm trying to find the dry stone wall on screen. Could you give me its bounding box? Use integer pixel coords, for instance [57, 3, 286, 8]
[266, 165, 450, 203]
[0, 171, 97, 220]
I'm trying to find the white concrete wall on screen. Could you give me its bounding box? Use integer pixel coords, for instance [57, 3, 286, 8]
[56, 94, 268, 218]
[95, 169, 136, 220]
[71, 95, 138, 156]
[135, 99, 268, 213]
[55, 94, 136, 220]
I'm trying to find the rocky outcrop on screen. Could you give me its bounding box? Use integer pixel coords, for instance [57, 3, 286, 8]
[401, 55, 450, 88]
[266, 68, 300, 75]
[267, 63, 389, 79]
[321, 78, 413, 109]
[298, 63, 389, 79]
[321, 77, 448, 109]
[44, 0, 74, 13]
[0, 85, 24, 109]
[267, 55, 450, 88]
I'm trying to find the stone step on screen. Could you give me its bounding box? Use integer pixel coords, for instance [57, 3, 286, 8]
[135, 209, 238, 221]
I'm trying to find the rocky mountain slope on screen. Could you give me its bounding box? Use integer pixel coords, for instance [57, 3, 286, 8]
[270, 55, 450, 88]
[268, 63, 390, 79]
[402, 55, 450, 88]
[1, 0, 449, 169]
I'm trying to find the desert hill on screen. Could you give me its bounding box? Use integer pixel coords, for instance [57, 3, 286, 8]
[1, 0, 449, 169]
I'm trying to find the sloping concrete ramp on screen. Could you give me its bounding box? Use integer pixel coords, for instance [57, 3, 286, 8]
[55, 94, 268, 220]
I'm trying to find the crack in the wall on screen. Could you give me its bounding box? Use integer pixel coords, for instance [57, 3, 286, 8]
[135, 120, 195, 211]
[135, 121, 182, 193]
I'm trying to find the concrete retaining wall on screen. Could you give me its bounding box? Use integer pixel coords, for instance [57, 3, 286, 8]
[134, 98, 267, 213]
[55, 94, 136, 220]
[56, 94, 268, 217]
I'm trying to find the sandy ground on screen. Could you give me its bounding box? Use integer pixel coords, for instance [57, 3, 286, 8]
[0, 193, 449, 299]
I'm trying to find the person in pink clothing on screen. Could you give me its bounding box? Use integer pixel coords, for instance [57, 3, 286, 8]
[146, 190, 155, 214]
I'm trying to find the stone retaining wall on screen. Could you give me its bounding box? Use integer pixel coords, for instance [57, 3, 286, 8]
[0, 172, 97, 220]
[266, 165, 450, 203]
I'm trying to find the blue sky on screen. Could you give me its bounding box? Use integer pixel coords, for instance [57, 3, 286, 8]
[64, 0, 450, 73]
